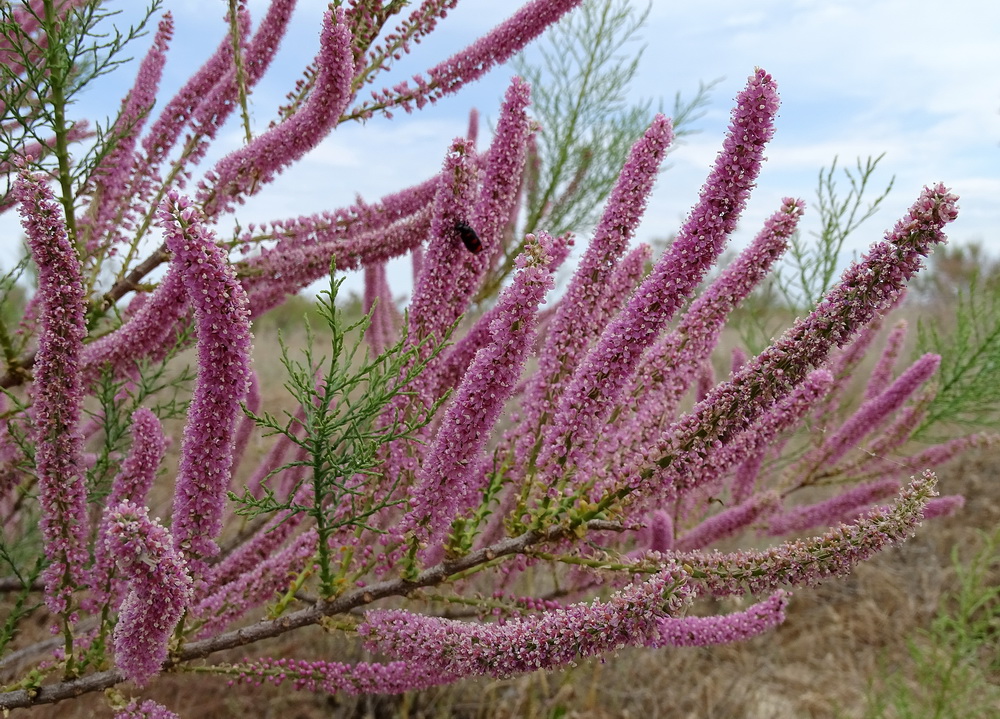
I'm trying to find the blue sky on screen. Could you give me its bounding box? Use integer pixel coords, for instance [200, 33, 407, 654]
[5, 0, 999, 297]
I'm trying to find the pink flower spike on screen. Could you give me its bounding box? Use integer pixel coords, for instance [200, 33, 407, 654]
[199, 8, 354, 216]
[108, 408, 167, 508]
[114, 699, 180, 719]
[638, 185, 957, 505]
[404, 233, 556, 545]
[360, 565, 692, 679]
[80, 268, 189, 386]
[14, 168, 89, 618]
[469, 77, 533, 262]
[680, 471, 938, 597]
[364, 262, 399, 355]
[765, 478, 900, 536]
[648, 510, 674, 553]
[921, 495, 964, 520]
[351, 0, 582, 118]
[81, 12, 173, 251]
[106, 501, 193, 687]
[141, 16, 242, 167]
[158, 192, 253, 573]
[192, 0, 297, 137]
[234, 656, 448, 695]
[194, 529, 316, 637]
[88, 408, 167, 611]
[511, 114, 674, 477]
[729, 369, 835, 504]
[819, 353, 940, 467]
[622, 197, 802, 454]
[651, 591, 789, 647]
[865, 320, 908, 401]
[676, 492, 780, 551]
[541, 71, 780, 480]
[407, 138, 480, 350]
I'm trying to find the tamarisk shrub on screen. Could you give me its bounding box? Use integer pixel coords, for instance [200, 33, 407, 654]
[0, 1, 988, 716]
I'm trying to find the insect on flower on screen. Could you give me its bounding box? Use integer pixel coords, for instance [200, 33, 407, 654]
[456, 222, 482, 254]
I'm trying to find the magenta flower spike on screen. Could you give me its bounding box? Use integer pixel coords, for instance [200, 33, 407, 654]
[815, 353, 940, 468]
[106, 408, 166, 507]
[80, 268, 189, 386]
[140, 15, 245, 170]
[355, 0, 582, 118]
[158, 192, 253, 573]
[14, 168, 89, 618]
[648, 509, 674, 553]
[230, 370, 261, 479]
[364, 262, 397, 355]
[675, 491, 780, 552]
[865, 320, 909, 400]
[190, 0, 298, 138]
[359, 564, 691, 679]
[248, 173, 439, 253]
[113, 699, 180, 719]
[633, 184, 957, 505]
[467, 77, 533, 263]
[194, 529, 316, 637]
[466, 105, 480, 144]
[651, 591, 788, 647]
[200, 8, 354, 216]
[538, 71, 780, 481]
[728, 369, 835, 504]
[921, 495, 965, 520]
[508, 114, 673, 477]
[434, 230, 575, 398]
[406, 138, 480, 349]
[235, 657, 446, 695]
[404, 234, 556, 546]
[902, 432, 999, 473]
[106, 501, 193, 687]
[766, 478, 901, 536]
[136, 0, 295, 197]
[246, 206, 434, 316]
[87, 408, 167, 611]
[202, 510, 303, 593]
[80, 12, 172, 252]
[677, 472, 938, 597]
[614, 198, 803, 462]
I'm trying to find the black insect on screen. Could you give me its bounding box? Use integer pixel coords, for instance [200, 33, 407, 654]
[455, 222, 482, 254]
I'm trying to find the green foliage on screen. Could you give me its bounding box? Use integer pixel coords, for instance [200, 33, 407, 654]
[0, 0, 161, 220]
[0, 554, 43, 656]
[514, 0, 706, 238]
[232, 271, 452, 598]
[865, 529, 1000, 719]
[0, 256, 30, 365]
[734, 154, 894, 355]
[915, 272, 1000, 439]
[779, 154, 895, 309]
[910, 241, 1000, 304]
[85, 342, 195, 502]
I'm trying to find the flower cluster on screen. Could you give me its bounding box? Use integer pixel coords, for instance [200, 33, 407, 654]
[157, 192, 253, 574]
[14, 168, 89, 619]
[0, 1, 987, 715]
[114, 699, 180, 719]
[105, 501, 193, 686]
[358, 565, 692, 680]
